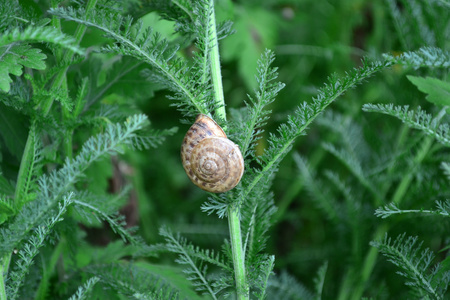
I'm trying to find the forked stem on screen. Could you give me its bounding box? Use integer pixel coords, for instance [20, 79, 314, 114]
[228, 206, 250, 299]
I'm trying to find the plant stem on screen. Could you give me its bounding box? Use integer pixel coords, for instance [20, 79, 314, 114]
[206, 1, 247, 297]
[228, 206, 249, 299]
[208, 0, 226, 121]
[63, 131, 73, 160]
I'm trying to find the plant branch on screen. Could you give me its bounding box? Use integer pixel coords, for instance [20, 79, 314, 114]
[49, 7, 208, 116]
[205, 0, 247, 297]
[228, 206, 249, 299]
[242, 61, 391, 201]
[207, 0, 226, 121]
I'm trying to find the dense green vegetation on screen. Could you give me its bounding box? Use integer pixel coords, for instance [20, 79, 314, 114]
[0, 0, 449, 299]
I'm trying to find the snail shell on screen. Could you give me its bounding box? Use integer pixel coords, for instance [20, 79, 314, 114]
[181, 114, 244, 193]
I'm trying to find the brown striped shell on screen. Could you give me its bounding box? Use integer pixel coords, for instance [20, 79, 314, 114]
[181, 114, 244, 193]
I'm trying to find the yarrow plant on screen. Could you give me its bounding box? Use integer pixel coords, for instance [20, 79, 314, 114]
[0, 0, 449, 299]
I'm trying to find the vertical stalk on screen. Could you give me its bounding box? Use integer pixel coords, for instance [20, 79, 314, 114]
[228, 206, 250, 299]
[208, 0, 226, 121]
[207, 0, 248, 297]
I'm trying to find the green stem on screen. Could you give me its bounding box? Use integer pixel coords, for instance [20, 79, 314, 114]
[63, 131, 73, 160]
[228, 206, 249, 299]
[208, 0, 226, 121]
[392, 136, 433, 205]
[206, 1, 247, 297]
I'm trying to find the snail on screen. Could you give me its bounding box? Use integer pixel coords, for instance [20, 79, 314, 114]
[181, 114, 244, 193]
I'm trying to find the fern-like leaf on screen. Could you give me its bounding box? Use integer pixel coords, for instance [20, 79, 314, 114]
[267, 270, 314, 300]
[0, 26, 84, 54]
[160, 226, 229, 299]
[321, 142, 378, 197]
[73, 198, 139, 245]
[233, 49, 285, 160]
[50, 7, 210, 119]
[6, 193, 73, 300]
[371, 233, 450, 299]
[375, 200, 450, 219]
[313, 261, 328, 300]
[0, 115, 150, 257]
[242, 59, 391, 200]
[362, 104, 450, 147]
[68, 277, 100, 300]
[252, 255, 275, 300]
[14, 122, 42, 209]
[86, 262, 184, 299]
[383, 47, 450, 69]
[0, 194, 15, 224]
[293, 153, 340, 223]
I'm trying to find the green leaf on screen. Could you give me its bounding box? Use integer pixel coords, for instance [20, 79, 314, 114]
[0, 44, 46, 92]
[0, 26, 83, 54]
[407, 75, 450, 108]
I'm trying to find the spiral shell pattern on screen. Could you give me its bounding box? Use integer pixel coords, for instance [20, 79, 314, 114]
[181, 114, 244, 193]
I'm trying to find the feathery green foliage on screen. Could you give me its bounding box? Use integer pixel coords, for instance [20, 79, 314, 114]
[67, 277, 100, 300]
[266, 270, 314, 300]
[362, 104, 450, 147]
[160, 226, 230, 299]
[6, 193, 73, 299]
[371, 234, 450, 299]
[375, 200, 450, 219]
[0, 26, 84, 53]
[0, 24, 84, 92]
[0, 114, 153, 257]
[313, 262, 328, 300]
[85, 262, 186, 299]
[383, 47, 450, 69]
[49, 5, 212, 119]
